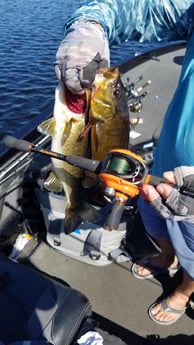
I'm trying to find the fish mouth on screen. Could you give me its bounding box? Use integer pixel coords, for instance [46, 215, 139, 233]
[65, 86, 87, 114]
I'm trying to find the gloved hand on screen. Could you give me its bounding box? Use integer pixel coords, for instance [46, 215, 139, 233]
[55, 19, 110, 94]
[140, 166, 194, 221]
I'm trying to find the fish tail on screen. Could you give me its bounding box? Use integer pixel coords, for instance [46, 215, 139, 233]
[64, 202, 102, 234]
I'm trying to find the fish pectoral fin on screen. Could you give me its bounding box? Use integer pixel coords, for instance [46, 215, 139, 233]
[37, 117, 56, 136]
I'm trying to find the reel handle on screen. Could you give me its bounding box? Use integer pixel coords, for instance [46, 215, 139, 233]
[104, 201, 125, 231]
[103, 174, 168, 231]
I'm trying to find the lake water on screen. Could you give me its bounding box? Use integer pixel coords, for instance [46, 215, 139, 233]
[0, 0, 175, 139]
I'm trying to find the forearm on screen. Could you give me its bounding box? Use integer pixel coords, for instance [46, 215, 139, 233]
[64, 0, 193, 44]
[64, 0, 123, 44]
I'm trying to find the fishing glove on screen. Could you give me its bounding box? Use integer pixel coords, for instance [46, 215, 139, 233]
[149, 166, 194, 221]
[55, 19, 110, 94]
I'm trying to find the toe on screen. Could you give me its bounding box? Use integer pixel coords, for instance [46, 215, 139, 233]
[149, 298, 186, 325]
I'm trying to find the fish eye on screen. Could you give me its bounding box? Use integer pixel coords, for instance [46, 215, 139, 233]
[113, 87, 121, 98]
[113, 89, 121, 98]
[113, 81, 122, 98]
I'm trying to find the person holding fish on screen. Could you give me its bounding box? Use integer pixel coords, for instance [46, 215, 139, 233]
[54, 0, 194, 325]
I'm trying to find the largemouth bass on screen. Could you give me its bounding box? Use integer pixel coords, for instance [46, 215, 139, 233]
[38, 81, 99, 234]
[90, 67, 130, 161]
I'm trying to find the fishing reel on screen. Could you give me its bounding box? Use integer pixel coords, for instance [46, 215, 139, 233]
[99, 149, 149, 230]
[100, 149, 149, 201]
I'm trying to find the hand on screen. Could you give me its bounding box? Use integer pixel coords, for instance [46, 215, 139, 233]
[55, 19, 110, 94]
[140, 166, 194, 221]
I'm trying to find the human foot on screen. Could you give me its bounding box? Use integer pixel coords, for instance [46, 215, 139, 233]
[148, 292, 188, 325]
[131, 257, 180, 280]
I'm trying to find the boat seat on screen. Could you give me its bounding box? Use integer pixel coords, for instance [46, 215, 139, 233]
[0, 253, 92, 345]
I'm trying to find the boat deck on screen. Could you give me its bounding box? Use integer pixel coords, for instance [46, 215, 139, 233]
[18, 228, 194, 344]
[1, 42, 194, 344]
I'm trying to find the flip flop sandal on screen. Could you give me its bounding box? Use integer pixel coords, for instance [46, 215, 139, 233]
[131, 258, 180, 280]
[148, 298, 186, 325]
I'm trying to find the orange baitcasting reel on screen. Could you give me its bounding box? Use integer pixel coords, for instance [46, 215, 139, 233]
[100, 149, 149, 199]
[99, 149, 166, 230]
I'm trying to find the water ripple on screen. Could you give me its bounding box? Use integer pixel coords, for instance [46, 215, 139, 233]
[0, 0, 80, 138]
[0, 0, 167, 139]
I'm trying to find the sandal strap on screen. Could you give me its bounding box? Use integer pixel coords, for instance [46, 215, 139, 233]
[144, 258, 180, 275]
[161, 298, 186, 314]
[143, 259, 167, 272]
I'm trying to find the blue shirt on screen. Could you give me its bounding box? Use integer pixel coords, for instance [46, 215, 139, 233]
[65, 0, 194, 175]
[65, 0, 194, 44]
[152, 30, 194, 176]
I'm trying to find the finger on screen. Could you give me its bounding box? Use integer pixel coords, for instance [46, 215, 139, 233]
[82, 54, 100, 86]
[163, 171, 176, 184]
[140, 184, 160, 201]
[64, 69, 85, 95]
[54, 64, 62, 80]
[98, 58, 109, 69]
[150, 197, 173, 219]
[156, 183, 174, 199]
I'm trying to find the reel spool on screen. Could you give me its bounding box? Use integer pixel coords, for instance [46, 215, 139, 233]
[100, 149, 149, 201]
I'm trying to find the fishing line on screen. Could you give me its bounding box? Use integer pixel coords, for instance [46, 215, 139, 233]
[108, 157, 134, 175]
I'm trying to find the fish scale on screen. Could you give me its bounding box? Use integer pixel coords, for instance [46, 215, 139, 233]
[38, 81, 99, 234]
[90, 67, 130, 161]
[38, 67, 130, 233]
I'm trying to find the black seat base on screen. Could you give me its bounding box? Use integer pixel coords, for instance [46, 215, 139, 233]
[0, 253, 92, 345]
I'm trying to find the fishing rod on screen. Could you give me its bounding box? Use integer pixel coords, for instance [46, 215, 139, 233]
[1, 135, 181, 231]
[2, 135, 102, 173]
[0, 135, 51, 184]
